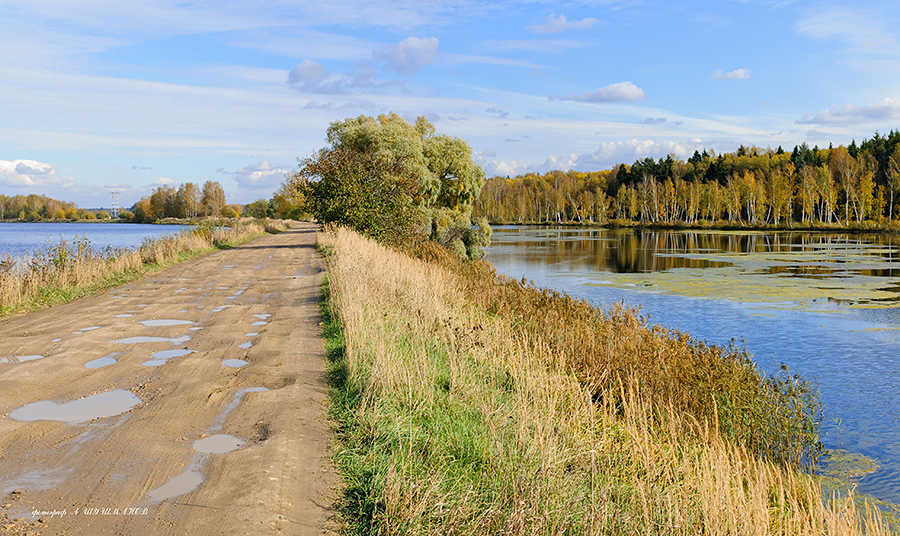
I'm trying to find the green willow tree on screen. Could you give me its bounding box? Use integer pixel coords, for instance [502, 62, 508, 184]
[289, 113, 491, 258]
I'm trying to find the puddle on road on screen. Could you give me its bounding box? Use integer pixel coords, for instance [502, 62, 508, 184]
[244, 332, 258, 337]
[250, 321, 268, 327]
[9, 390, 141, 423]
[192, 434, 246, 454]
[148, 470, 203, 502]
[139, 319, 193, 327]
[110, 335, 191, 345]
[237, 342, 252, 349]
[51, 338, 62, 342]
[115, 314, 134, 318]
[142, 349, 193, 367]
[252, 314, 271, 319]
[76, 326, 101, 332]
[0, 355, 46, 364]
[174, 288, 187, 293]
[85, 353, 120, 369]
[210, 305, 234, 313]
[221, 359, 248, 368]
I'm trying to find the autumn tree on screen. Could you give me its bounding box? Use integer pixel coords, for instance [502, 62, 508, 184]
[201, 181, 226, 216]
[289, 113, 489, 258]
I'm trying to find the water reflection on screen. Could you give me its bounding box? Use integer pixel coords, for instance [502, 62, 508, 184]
[492, 226, 900, 277]
[485, 226, 900, 505]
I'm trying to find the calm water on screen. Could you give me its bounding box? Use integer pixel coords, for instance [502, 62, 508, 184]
[0, 222, 190, 258]
[485, 226, 900, 504]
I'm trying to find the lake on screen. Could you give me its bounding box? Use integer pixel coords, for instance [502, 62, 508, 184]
[0, 222, 190, 259]
[484, 226, 900, 505]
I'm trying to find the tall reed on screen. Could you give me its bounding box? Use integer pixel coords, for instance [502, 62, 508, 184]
[0, 219, 287, 314]
[414, 241, 822, 468]
[322, 226, 890, 535]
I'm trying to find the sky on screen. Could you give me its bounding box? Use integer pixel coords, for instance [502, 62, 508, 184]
[2, 0, 900, 209]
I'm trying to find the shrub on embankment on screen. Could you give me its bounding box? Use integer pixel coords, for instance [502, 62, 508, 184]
[0, 219, 288, 315]
[321, 225, 889, 535]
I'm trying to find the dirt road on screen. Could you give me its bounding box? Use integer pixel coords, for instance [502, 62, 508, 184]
[0, 223, 336, 535]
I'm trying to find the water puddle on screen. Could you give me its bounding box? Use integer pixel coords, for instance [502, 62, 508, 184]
[85, 353, 120, 369]
[9, 390, 141, 423]
[244, 332, 258, 337]
[237, 342, 252, 349]
[252, 313, 270, 319]
[0, 355, 46, 364]
[76, 326, 101, 332]
[148, 470, 203, 502]
[139, 319, 193, 327]
[115, 313, 134, 318]
[142, 349, 193, 367]
[110, 335, 191, 345]
[221, 359, 248, 368]
[250, 321, 268, 327]
[51, 338, 62, 342]
[189, 327, 203, 331]
[174, 288, 187, 293]
[211, 305, 234, 313]
[192, 434, 246, 454]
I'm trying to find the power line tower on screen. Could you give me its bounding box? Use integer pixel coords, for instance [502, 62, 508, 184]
[111, 191, 120, 218]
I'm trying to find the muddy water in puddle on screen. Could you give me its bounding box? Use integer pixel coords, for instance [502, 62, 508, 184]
[9, 390, 141, 423]
[192, 434, 246, 454]
[148, 470, 204, 502]
[0, 355, 46, 364]
[142, 349, 193, 367]
[139, 319, 193, 327]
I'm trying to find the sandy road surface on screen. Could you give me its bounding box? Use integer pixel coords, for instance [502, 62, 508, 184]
[0, 223, 336, 535]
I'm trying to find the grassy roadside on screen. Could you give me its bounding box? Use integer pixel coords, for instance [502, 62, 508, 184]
[320, 226, 891, 536]
[0, 219, 288, 317]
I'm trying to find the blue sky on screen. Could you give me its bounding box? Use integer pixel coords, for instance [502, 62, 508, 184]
[2, 0, 900, 208]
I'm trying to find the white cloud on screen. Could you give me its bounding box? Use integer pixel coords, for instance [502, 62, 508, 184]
[527, 14, 601, 35]
[374, 37, 440, 76]
[711, 68, 750, 80]
[151, 177, 176, 186]
[796, 98, 900, 125]
[550, 81, 646, 103]
[288, 59, 348, 94]
[481, 138, 707, 177]
[795, 8, 896, 50]
[221, 160, 292, 191]
[1, 159, 68, 188]
[640, 117, 667, 125]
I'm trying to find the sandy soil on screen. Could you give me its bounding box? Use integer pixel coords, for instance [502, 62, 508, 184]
[0, 222, 336, 535]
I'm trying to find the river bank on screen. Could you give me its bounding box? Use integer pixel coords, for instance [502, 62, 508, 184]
[321, 226, 894, 535]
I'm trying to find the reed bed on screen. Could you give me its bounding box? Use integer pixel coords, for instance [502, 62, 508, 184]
[0, 219, 287, 314]
[321, 226, 890, 535]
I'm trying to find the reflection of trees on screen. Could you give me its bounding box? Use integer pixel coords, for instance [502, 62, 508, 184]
[502, 227, 900, 276]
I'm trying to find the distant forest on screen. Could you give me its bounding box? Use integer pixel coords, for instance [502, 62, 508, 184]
[474, 130, 900, 228]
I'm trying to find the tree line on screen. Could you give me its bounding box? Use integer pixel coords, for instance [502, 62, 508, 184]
[474, 130, 900, 228]
[0, 194, 90, 221]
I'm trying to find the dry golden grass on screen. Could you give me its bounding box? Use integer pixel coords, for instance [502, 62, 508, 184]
[0, 219, 288, 314]
[322, 225, 891, 535]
